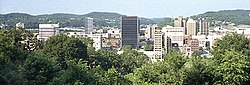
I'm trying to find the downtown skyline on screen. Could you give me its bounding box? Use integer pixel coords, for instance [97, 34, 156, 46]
[1, 0, 250, 18]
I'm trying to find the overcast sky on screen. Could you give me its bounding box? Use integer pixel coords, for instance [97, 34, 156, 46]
[0, 0, 250, 18]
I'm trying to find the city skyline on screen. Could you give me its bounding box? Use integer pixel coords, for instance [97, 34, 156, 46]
[1, 0, 250, 18]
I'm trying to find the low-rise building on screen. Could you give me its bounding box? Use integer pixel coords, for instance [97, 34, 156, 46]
[192, 35, 207, 49]
[89, 33, 103, 51]
[107, 28, 121, 39]
[59, 27, 85, 37]
[16, 22, 25, 28]
[38, 24, 59, 41]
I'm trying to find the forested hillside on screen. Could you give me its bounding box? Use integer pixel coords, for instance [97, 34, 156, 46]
[0, 12, 155, 28]
[191, 10, 250, 25]
[154, 10, 250, 27]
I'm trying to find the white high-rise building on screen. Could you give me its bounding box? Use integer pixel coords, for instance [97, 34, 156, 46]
[153, 27, 163, 61]
[162, 26, 185, 51]
[85, 17, 94, 34]
[38, 24, 59, 41]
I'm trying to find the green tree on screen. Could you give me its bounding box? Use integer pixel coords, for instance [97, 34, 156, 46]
[191, 50, 200, 57]
[0, 29, 29, 85]
[164, 51, 187, 70]
[125, 63, 161, 84]
[0, 28, 31, 63]
[144, 44, 153, 51]
[22, 52, 58, 85]
[43, 34, 88, 69]
[183, 56, 214, 85]
[215, 51, 249, 84]
[211, 32, 250, 84]
[161, 51, 187, 84]
[125, 51, 187, 84]
[107, 41, 112, 46]
[122, 45, 132, 51]
[49, 60, 96, 85]
[119, 49, 149, 74]
[79, 37, 95, 56]
[89, 50, 120, 70]
[212, 32, 250, 57]
[97, 67, 126, 85]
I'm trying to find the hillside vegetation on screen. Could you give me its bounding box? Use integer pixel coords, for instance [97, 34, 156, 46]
[0, 12, 154, 28]
[155, 10, 250, 27]
[191, 10, 250, 25]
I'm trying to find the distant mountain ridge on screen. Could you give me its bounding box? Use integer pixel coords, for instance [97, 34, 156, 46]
[191, 9, 250, 25]
[1, 10, 250, 28]
[216, 10, 250, 15]
[156, 10, 250, 27]
[0, 12, 154, 28]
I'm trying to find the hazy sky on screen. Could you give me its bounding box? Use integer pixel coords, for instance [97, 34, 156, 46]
[0, 0, 250, 18]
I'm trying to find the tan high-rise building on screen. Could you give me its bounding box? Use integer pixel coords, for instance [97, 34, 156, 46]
[187, 18, 197, 35]
[174, 16, 187, 27]
[145, 24, 157, 39]
[153, 27, 163, 61]
[174, 16, 187, 35]
[174, 16, 184, 27]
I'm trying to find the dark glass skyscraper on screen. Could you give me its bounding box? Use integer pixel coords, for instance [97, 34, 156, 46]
[121, 16, 139, 49]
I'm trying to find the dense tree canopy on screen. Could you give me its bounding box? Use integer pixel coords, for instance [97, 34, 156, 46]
[43, 34, 88, 69]
[212, 32, 250, 57]
[144, 44, 153, 51]
[1, 28, 250, 84]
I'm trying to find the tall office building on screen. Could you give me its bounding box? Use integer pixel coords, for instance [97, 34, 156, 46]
[153, 27, 163, 61]
[85, 17, 94, 34]
[174, 16, 187, 35]
[174, 16, 185, 27]
[165, 37, 172, 52]
[145, 24, 158, 39]
[121, 16, 139, 49]
[199, 18, 209, 35]
[38, 24, 59, 41]
[183, 20, 187, 35]
[162, 26, 185, 51]
[187, 18, 197, 35]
